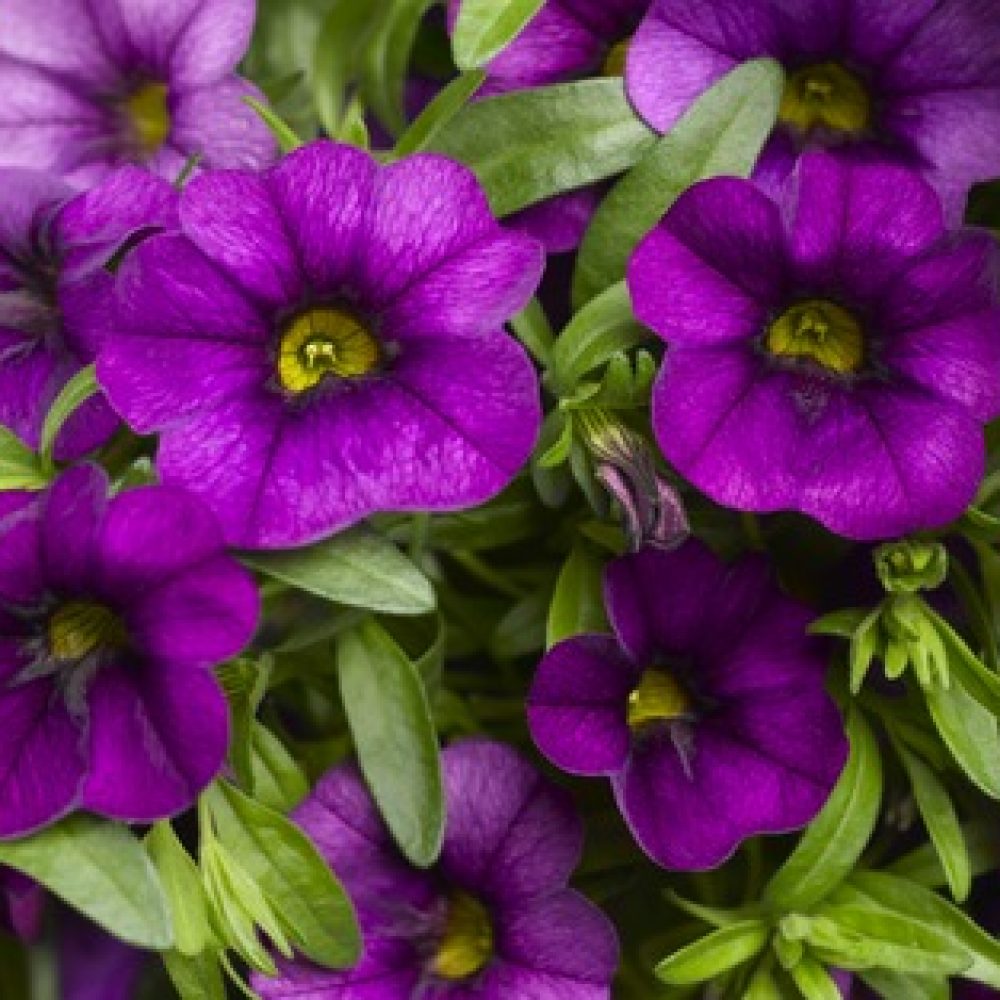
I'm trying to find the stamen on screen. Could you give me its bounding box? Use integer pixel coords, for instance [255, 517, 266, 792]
[433, 893, 493, 982]
[779, 62, 870, 135]
[627, 669, 691, 731]
[48, 602, 126, 662]
[766, 299, 864, 375]
[277, 307, 381, 393]
[125, 82, 170, 155]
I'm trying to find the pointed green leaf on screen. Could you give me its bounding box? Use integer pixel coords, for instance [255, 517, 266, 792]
[655, 921, 769, 985]
[244, 526, 436, 615]
[146, 823, 212, 957]
[39, 364, 99, 465]
[546, 540, 609, 648]
[162, 950, 227, 1000]
[926, 674, 1000, 797]
[765, 706, 881, 910]
[0, 814, 172, 949]
[394, 70, 486, 157]
[0, 426, 49, 490]
[573, 58, 783, 306]
[451, 0, 545, 70]
[337, 618, 444, 866]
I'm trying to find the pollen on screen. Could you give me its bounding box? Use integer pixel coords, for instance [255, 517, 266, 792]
[627, 669, 691, 731]
[766, 299, 864, 375]
[433, 892, 494, 982]
[277, 307, 381, 393]
[779, 61, 871, 135]
[125, 82, 171, 155]
[48, 601, 126, 662]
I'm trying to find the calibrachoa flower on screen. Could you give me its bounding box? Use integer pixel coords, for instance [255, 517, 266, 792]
[98, 140, 544, 550]
[0, 464, 258, 838]
[0, 0, 275, 184]
[628, 0, 1000, 220]
[527, 541, 847, 869]
[0, 870, 44, 942]
[447, 0, 650, 251]
[0, 166, 176, 459]
[629, 152, 1000, 540]
[253, 739, 619, 999]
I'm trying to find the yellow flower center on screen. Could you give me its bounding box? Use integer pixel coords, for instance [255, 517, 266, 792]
[627, 669, 691, 731]
[48, 602, 126, 662]
[766, 299, 864, 375]
[433, 893, 494, 982]
[602, 37, 631, 77]
[277, 307, 381, 393]
[779, 62, 871, 135]
[125, 82, 171, 156]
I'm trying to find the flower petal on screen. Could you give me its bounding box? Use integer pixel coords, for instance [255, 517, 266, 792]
[40, 463, 107, 595]
[528, 635, 637, 776]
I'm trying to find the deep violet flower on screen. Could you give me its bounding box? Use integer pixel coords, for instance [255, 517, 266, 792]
[627, 0, 1000, 221]
[527, 541, 848, 870]
[0, 0, 275, 184]
[0, 463, 258, 838]
[253, 739, 619, 999]
[628, 152, 1000, 541]
[57, 908, 148, 1000]
[0, 167, 176, 460]
[97, 140, 544, 550]
[447, 0, 650, 252]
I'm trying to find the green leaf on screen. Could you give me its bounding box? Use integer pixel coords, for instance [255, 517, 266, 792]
[787, 956, 842, 1000]
[807, 608, 870, 638]
[831, 871, 1000, 986]
[888, 820, 1000, 889]
[744, 965, 788, 999]
[429, 79, 654, 218]
[146, 823, 212, 957]
[654, 921, 770, 985]
[926, 673, 1000, 797]
[894, 745, 970, 901]
[550, 281, 646, 392]
[250, 722, 310, 814]
[859, 970, 948, 1000]
[162, 950, 227, 1000]
[546, 540, 609, 648]
[337, 618, 444, 866]
[0, 426, 49, 490]
[205, 781, 361, 969]
[394, 70, 487, 157]
[244, 526, 436, 615]
[573, 58, 783, 306]
[765, 706, 881, 910]
[452, 0, 545, 69]
[243, 96, 304, 152]
[926, 605, 1000, 713]
[0, 814, 172, 949]
[39, 364, 100, 466]
[849, 608, 881, 693]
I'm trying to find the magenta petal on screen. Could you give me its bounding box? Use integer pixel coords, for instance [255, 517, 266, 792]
[81, 662, 228, 821]
[128, 556, 258, 668]
[505, 187, 603, 254]
[180, 169, 304, 308]
[358, 154, 501, 304]
[168, 78, 277, 172]
[0, 493, 43, 606]
[97, 483, 230, 595]
[528, 635, 637, 776]
[485, 890, 620, 997]
[40, 463, 107, 594]
[266, 141, 378, 292]
[440, 739, 583, 902]
[787, 153, 944, 299]
[0, 680, 85, 838]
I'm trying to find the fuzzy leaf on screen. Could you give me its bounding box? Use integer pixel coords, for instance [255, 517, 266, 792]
[451, 0, 545, 69]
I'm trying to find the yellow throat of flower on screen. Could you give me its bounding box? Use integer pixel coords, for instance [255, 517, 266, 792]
[277, 307, 381, 393]
[602, 37, 631, 77]
[48, 601, 126, 661]
[627, 669, 691, 730]
[433, 893, 494, 981]
[779, 61, 871, 135]
[125, 82, 171, 156]
[766, 299, 864, 375]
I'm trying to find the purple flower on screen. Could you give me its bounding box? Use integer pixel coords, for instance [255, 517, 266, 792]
[527, 541, 847, 870]
[0, 167, 176, 460]
[629, 152, 1000, 541]
[0, 0, 275, 184]
[447, 0, 649, 252]
[0, 463, 258, 838]
[627, 0, 1000, 221]
[57, 908, 147, 1000]
[253, 739, 619, 999]
[97, 140, 544, 550]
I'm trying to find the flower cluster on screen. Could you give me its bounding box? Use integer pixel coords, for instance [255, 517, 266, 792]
[1, 1, 999, 999]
